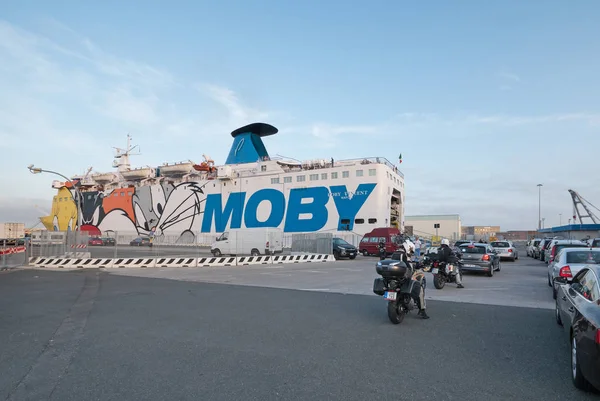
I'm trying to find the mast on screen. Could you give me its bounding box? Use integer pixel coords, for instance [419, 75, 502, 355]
[112, 134, 140, 172]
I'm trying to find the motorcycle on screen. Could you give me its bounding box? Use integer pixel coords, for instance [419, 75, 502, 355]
[373, 255, 427, 324]
[430, 260, 462, 289]
[378, 244, 387, 260]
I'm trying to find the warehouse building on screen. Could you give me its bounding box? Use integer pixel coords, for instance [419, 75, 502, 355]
[404, 214, 462, 241]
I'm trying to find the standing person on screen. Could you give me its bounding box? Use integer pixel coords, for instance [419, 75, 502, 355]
[413, 236, 422, 261]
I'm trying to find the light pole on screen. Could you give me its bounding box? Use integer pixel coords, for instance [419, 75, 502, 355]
[559, 213, 562, 226]
[28, 164, 82, 231]
[537, 184, 543, 231]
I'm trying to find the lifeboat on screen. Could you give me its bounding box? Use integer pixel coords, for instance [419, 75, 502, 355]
[159, 161, 195, 176]
[121, 167, 155, 181]
[92, 172, 116, 184]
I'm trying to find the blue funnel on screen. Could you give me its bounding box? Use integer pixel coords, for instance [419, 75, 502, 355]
[225, 123, 278, 165]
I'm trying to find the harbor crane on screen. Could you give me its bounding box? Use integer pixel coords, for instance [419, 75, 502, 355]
[568, 189, 600, 224]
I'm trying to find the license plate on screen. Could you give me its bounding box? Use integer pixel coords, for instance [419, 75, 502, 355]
[463, 264, 477, 268]
[431, 268, 439, 274]
[384, 291, 397, 301]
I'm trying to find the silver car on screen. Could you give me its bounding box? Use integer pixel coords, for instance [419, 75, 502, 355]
[490, 240, 518, 261]
[548, 247, 600, 299]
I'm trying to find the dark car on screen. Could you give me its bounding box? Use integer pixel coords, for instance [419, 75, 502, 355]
[555, 265, 600, 392]
[457, 243, 500, 277]
[333, 237, 357, 260]
[101, 237, 116, 246]
[130, 237, 153, 247]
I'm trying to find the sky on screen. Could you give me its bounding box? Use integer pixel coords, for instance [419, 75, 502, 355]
[0, 0, 599, 231]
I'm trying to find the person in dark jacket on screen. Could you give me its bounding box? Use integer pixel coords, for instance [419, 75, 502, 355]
[438, 239, 464, 288]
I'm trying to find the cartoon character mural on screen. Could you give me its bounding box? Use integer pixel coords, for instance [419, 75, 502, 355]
[40, 187, 78, 231]
[42, 182, 207, 243]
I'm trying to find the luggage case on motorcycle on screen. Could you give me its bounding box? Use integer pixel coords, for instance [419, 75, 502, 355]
[373, 278, 386, 295]
[376, 260, 410, 279]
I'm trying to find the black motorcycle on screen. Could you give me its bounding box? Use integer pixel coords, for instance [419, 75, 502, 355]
[373, 254, 426, 324]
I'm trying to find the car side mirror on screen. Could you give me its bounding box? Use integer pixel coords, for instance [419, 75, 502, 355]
[555, 276, 567, 284]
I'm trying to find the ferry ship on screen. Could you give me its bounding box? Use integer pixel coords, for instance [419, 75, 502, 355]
[40, 123, 405, 242]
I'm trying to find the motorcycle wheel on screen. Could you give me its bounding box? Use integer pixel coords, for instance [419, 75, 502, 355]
[433, 274, 446, 289]
[387, 301, 405, 324]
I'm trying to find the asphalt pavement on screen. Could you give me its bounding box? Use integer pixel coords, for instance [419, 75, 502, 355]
[1, 250, 598, 400]
[105, 247, 555, 310]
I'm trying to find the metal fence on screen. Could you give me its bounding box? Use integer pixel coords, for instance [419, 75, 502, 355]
[26, 230, 337, 258]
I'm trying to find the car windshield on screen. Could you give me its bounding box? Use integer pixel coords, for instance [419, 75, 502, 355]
[491, 242, 510, 247]
[333, 238, 351, 246]
[459, 245, 486, 254]
[566, 251, 600, 264]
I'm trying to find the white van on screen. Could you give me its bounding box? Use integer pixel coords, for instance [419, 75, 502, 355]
[210, 228, 283, 256]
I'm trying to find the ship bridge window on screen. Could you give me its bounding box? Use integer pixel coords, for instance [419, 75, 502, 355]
[297, 175, 305, 182]
[321, 173, 327, 180]
[356, 170, 363, 177]
[284, 177, 292, 183]
[261, 165, 267, 172]
[369, 169, 376, 176]
[331, 172, 338, 179]
[342, 171, 349, 178]
[310, 174, 318, 181]
[355, 218, 364, 224]
[368, 218, 377, 224]
[271, 178, 280, 184]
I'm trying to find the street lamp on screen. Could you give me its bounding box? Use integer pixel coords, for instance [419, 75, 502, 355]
[28, 164, 82, 231]
[537, 184, 543, 231]
[559, 213, 562, 226]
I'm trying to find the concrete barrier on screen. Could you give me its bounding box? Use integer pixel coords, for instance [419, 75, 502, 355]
[27, 254, 335, 268]
[236, 255, 273, 266]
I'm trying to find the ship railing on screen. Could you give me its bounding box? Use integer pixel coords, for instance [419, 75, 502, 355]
[336, 157, 403, 177]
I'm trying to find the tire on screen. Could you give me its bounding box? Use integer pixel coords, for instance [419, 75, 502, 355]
[212, 248, 222, 257]
[333, 251, 340, 260]
[250, 249, 260, 256]
[571, 336, 591, 390]
[487, 265, 494, 277]
[349, 255, 356, 260]
[497, 262, 501, 272]
[552, 283, 557, 300]
[362, 250, 368, 256]
[387, 301, 405, 324]
[548, 274, 552, 287]
[433, 274, 446, 289]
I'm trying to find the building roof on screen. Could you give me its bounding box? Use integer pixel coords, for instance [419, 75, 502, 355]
[539, 224, 600, 233]
[405, 214, 460, 221]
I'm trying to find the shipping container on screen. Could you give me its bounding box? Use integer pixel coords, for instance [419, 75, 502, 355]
[0, 223, 26, 239]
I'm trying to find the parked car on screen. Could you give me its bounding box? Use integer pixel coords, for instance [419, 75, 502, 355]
[456, 243, 501, 277]
[548, 248, 600, 299]
[545, 239, 588, 265]
[554, 265, 600, 392]
[332, 237, 357, 260]
[88, 237, 103, 246]
[359, 227, 401, 256]
[534, 238, 551, 259]
[101, 237, 116, 246]
[527, 238, 542, 257]
[490, 240, 518, 261]
[130, 237, 152, 247]
[538, 238, 555, 261]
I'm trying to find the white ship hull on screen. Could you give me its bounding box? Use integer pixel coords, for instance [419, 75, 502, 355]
[41, 123, 405, 241]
